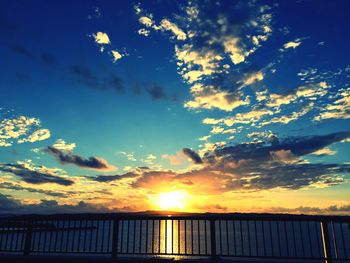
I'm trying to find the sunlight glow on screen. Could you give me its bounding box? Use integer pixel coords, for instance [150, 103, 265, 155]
[155, 190, 188, 210]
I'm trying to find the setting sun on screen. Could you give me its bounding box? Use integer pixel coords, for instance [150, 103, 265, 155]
[154, 191, 188, 210]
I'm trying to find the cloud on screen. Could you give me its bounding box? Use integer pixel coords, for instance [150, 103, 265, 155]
[90, 171, 139, 183]
[0, 116, 50, 147]
[137, 28, 150, 36]
[0, 194, 112, 214]
[70, 65, 125, 93]
[111, 50, 123, 62]
[184, 84, 249, 111]
[159, 19, 187, 40]
[239, 71, 264, 87]
[41, 53, 58, 65]
[52, 139, 76, 152]
[93, 32, 110, 44]
[145, 84, 169, 100]
[314, 87, 350, 121]
[311, 147, 336, 156]
[0, 162, 74, 186]
[10, 45, 33, 58]
[283, 39, 302, 49]
[44, 146, 116, 171]
[100, 131, 350, 193]
[182, 148, 203, 164]
[0, 182, 66, 197]
[18, 129, 51, 143]
[135, 1, 273, 111]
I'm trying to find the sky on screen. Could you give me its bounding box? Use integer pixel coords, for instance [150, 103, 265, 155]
[0, 0, 350, 214]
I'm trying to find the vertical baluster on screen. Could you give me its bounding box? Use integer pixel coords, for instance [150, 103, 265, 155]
[219, 220, 222, 255]
[184, 220, 187, 254]
[321, 221, 333, 263]
[120, 220, 124, 254]
[89, 220, 94, 253]
[269, 221, 274, 257]
[340, 223, 347, 259]
[191, 220, 194, 255]
[292, 221, 297, 257]
[300, 222, 305, 258]
[111, 219, 119, 258]
[150, 219, 155, 254]
[254, 221, 258, 257]
[101, 220, 105, 253]
[315, 221, 322, 258]
[225, 220, 229, 256]
[262, 220, 266, 257]
[66, 220, 71, 253]
[277, 221, 281, 257]
[94, 220, 99, 253]
[23, 219, 33, 256]
[198, 220, 201, 255]
[204, 220, 207, 255]
[210, 219, 217, 260]
[139, 220, 142, 254]
[127, 220, 130, 254]
[133, 220, 136, 254]
[284, 221, 289, 258]
[171, 220, 174, 254]
[331, 222, 338, 259]
[247, 220, 251, 257]
[158, 220, 161, 254]
[240, 220, 243, 256]
[307, 221, 313, 258]
[165, 220, 167, 254]
[232, 220, 236, 256]
[107, 220, 112, 253]
[77, 220, 82, 253]
[178, 220, 180, 254]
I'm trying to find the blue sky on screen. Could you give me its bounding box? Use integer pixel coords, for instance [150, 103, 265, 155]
[0, 0, 350, 214]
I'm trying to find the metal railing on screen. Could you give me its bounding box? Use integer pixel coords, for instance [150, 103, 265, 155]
[0, 213, 349, 262]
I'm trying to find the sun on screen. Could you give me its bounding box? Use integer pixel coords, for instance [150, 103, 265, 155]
[154, 190, 188, 210]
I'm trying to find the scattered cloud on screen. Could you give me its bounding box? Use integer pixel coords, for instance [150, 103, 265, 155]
[111, 50, 123, 62]
[182, 148, 203, 164]
[0, 116, 50, 147]
[52, 139, 76, 152]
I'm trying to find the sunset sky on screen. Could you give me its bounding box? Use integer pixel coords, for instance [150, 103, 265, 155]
[1, 0, 350, 214]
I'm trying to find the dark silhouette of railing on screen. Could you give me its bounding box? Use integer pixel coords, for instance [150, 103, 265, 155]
[0, 213, 349, 262]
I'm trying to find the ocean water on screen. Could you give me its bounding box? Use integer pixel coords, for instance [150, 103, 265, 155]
[0, 219, 349, 260]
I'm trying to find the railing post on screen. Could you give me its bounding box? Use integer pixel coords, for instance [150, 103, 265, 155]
[210, 219, 218, 260]
[111, 219, 119, 259]
[321, 221, 333, 263]
[23, 219, 33, 256]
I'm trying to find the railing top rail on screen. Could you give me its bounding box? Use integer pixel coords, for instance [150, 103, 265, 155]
[0, 212, 349, 222]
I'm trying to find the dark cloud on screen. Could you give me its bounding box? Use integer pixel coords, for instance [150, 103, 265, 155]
[90, 171, 138, 182]
[0, 163, 74, 186]
[182, 148, 203, 164]
[10, 45, 33, 58]
[0, 194, 111, 214]
[44, 146, 115, 171]
[145, 84, 168, 100]
[0, 182, 65, 197]
[214, 131, 350, 162]
[109, 76, 125, 93]
[41, 53, 58, 65]
[266, 204, 350, 215]
[89, 131, 350, 193]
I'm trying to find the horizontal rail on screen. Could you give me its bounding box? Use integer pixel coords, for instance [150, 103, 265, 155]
[0, 213, 349, 262]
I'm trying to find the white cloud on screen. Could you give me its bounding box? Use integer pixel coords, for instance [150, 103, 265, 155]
[0, 116, 50, 147]
[52, 139, 76, 152]
[160, 19, 187, 40]
[93, 32, 111, 44]
[283, 39, 302, 49]
[185, 84, 249, 112]
[111, 50, 123, 62]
